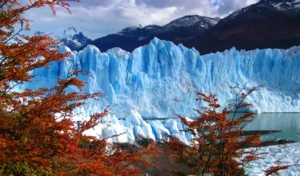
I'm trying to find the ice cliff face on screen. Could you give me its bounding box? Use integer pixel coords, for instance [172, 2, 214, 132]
[20, 38, 300, 143]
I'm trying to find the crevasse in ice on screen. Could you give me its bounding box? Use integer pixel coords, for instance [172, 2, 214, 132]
[19, 38, 300, 143]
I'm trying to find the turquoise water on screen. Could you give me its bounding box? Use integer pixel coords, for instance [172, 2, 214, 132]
[144, 113, 300, 142]
[244, 113, 300, 141]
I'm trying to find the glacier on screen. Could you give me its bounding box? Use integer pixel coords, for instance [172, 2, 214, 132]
[19, 38, 300, 144]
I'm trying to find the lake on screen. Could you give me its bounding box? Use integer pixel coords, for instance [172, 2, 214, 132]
[244, 113, 300, 142]
[143, 113, 300, 142]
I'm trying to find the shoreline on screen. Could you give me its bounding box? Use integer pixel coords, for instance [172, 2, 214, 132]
[115, 138, 298, 175]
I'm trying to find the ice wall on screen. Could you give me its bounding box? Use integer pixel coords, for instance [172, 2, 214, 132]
[19, 38, 300, 143]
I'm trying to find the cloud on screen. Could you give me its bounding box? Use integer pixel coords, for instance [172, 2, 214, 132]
[216, 0, 259, 15]
[136, 0, 208, 9]
[72, 0, 113, 7]
[21, 0, 258, 40]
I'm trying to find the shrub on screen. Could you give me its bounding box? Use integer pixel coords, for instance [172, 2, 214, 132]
[165, 85, 287, 175]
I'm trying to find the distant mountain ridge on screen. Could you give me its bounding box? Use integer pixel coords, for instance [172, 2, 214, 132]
[186, 0, 300, 54]
[35, 27, 93, 51]
[92, 15, 220, 52]
[116, 15, 219, 36]
[59, 0, 300, 54]
[262, 0, 300, 12]
[59, 27, 93, 51]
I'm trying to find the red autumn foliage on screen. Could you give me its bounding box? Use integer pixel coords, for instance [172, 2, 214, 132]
[164, 85, 288, 175]
[0, 1, 157, 175]
[264, 165, 289, 176]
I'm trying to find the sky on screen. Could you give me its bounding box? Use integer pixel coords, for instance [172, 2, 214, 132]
[23, 0, 259, 40]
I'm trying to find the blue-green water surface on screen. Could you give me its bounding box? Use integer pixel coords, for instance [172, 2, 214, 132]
[244, 113, 300, 141]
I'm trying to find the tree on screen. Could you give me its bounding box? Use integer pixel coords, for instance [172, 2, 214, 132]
[0, 1, 157, 175]
[164, 85, 288, 175]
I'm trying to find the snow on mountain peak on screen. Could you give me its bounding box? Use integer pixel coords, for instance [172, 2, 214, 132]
[225, 0, 300, 22]
[115, 15, 220, 36]
[260, 0, 300, 11]
[60, 27, 92, 51]
[143, 25, 162, 30]
[117, 26, 141, 35]
[164, 15, 219, 29]
[34, 31, 45, 36]
[63, 27, 78, 40]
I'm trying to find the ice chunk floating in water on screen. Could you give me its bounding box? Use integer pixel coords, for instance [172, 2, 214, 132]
[19, 38, 300, 142]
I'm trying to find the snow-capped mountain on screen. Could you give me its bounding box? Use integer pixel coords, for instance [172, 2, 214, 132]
[226, 0, 300, 21]
[116, 15, 219, 36]
[116, 25, 163, 37]
[261, 0, 300, 12]
[55, 1, 299, 54]
[92, 15, 220, 52]
[92, 0, 300, 55]
[34, 31, 46, 36]
[163, 15, 219, 30]
[186, 0, 300, 54]
[35, 27, 93, 51]
[59, 27, 92, 51]
[19, 38, 300, 143]
[63, 27, 78, 40]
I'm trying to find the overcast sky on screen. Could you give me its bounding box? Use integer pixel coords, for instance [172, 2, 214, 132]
[23, 0, 259, 39]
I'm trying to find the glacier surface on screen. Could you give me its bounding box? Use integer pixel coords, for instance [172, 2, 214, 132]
[19, 38, 300, 144]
